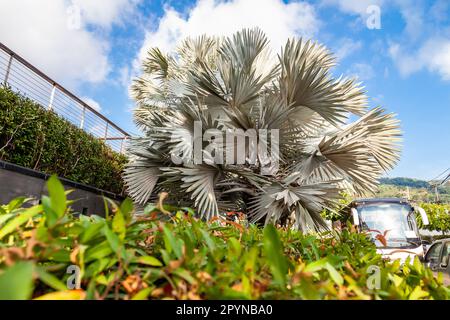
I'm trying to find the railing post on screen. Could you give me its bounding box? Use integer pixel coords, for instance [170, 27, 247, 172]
[3, 53, 13, 84]
[120, 137, 127, 154]
[48, 84, 56, 110]
[104, 122, 109, 140]
[80, 106, 86, 129]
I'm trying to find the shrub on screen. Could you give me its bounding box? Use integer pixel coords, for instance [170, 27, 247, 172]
[0, 177, 448, 300]
[0, 86, 127, 193]
[417, 203, 450, 234]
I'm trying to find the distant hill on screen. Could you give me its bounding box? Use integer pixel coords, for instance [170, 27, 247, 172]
[376, 177, 450, 204]
[379, 177, 430, 189]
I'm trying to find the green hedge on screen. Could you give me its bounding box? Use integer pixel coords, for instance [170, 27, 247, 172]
[0, 178, 448, 300]
[0, 86, 127, 194]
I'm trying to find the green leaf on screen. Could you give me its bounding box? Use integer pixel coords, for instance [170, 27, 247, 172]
[41, 195, 58, 228]
[0, 262, 34, 300]
[244, 247, 258, 278]
[409, 286, 429, 300]
[413, 256, 422, 271]
[119, 198, 134, 223]
[103, 225, 121, 252]
[47, 175, 66, 217]
[325, 262, 344, 286]
[35, 267, 67, 291]
[0, 205, 42, 240]
[228, 237, 242, 257]
[103, 197, 110, 220]
[48, 250, 71, 263]
[200, 229, 216, 252]
[84, 241, 114, 262]
[137, 256, 163, 267]
[103, 198, 119, 219]
[80, 221, 105, 243]
[172, 268, 196, 284]
[162, 224, 183, 259]
[0, 213, 14, 227]
[7, 197, 26, 212]
[304, 258, 329, 273]
[263, 224, 288, 286]
[85, 258, 115, 277]
[112, 210, 126, 240]
[132, 287, 153, 300]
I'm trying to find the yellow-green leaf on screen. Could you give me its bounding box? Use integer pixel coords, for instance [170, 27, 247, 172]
[409, 286, 429, 300]
[0, 205, 42, 240]
[137, 256, 163, 267]
[34, 290, 86, 300]
[132, 287, 153, 300]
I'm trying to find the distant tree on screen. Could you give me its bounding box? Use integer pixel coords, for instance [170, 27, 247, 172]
[417, 203, 450, 234]
[379, 177, 430, 189]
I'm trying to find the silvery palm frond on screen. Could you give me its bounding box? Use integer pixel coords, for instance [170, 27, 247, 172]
[123, 145, 167, 204]
[160, 164, 220, 220]
[278, 39, 367, 125]
[125, 28, 402, 231]
[248, 181, 340, 232]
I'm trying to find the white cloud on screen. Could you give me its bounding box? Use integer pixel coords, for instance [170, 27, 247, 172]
[82, 97, 102, 112]
[321, 0, 384, 16]
[393, 0, 424, 40]
[72, 0, 141, 29]
[424, 41, 450, 80]
[138, 0, 319, 61]
[430, 0, 450, 23]
[0, 0, 139, 88]
[118, 65, 132, 88]
[388, 43, 419, 76]
[334, 38, 362, 61]
[346, 63, 375, 80]
[389, 38, 450, 80]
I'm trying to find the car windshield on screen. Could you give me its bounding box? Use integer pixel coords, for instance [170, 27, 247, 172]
[357, 203, 420, 248]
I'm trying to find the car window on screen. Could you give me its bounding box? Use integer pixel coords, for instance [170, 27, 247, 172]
[426, 243, 443, 262]
[440, 242, 450, 264]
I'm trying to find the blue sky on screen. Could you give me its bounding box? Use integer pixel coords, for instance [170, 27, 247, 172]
[0, 0, 449, 180]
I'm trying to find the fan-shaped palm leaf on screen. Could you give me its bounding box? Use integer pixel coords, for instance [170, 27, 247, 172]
[125, 28, 402, 231]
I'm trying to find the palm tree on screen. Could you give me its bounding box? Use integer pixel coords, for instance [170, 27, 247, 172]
[124, 28, 401, 232]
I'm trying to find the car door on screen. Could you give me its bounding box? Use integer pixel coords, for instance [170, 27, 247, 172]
[437, 241, 450, 273]
[436, 241, 450, 285]
[424, 242, 443, 271]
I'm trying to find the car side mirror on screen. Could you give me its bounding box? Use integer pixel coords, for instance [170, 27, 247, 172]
[416, 207, 429, 226]
[351, 208, 359, 226]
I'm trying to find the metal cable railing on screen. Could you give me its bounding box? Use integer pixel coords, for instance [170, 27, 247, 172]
[0, 42, 130, 154]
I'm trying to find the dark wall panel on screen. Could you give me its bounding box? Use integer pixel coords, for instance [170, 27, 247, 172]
[0, 161, 124, 216]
